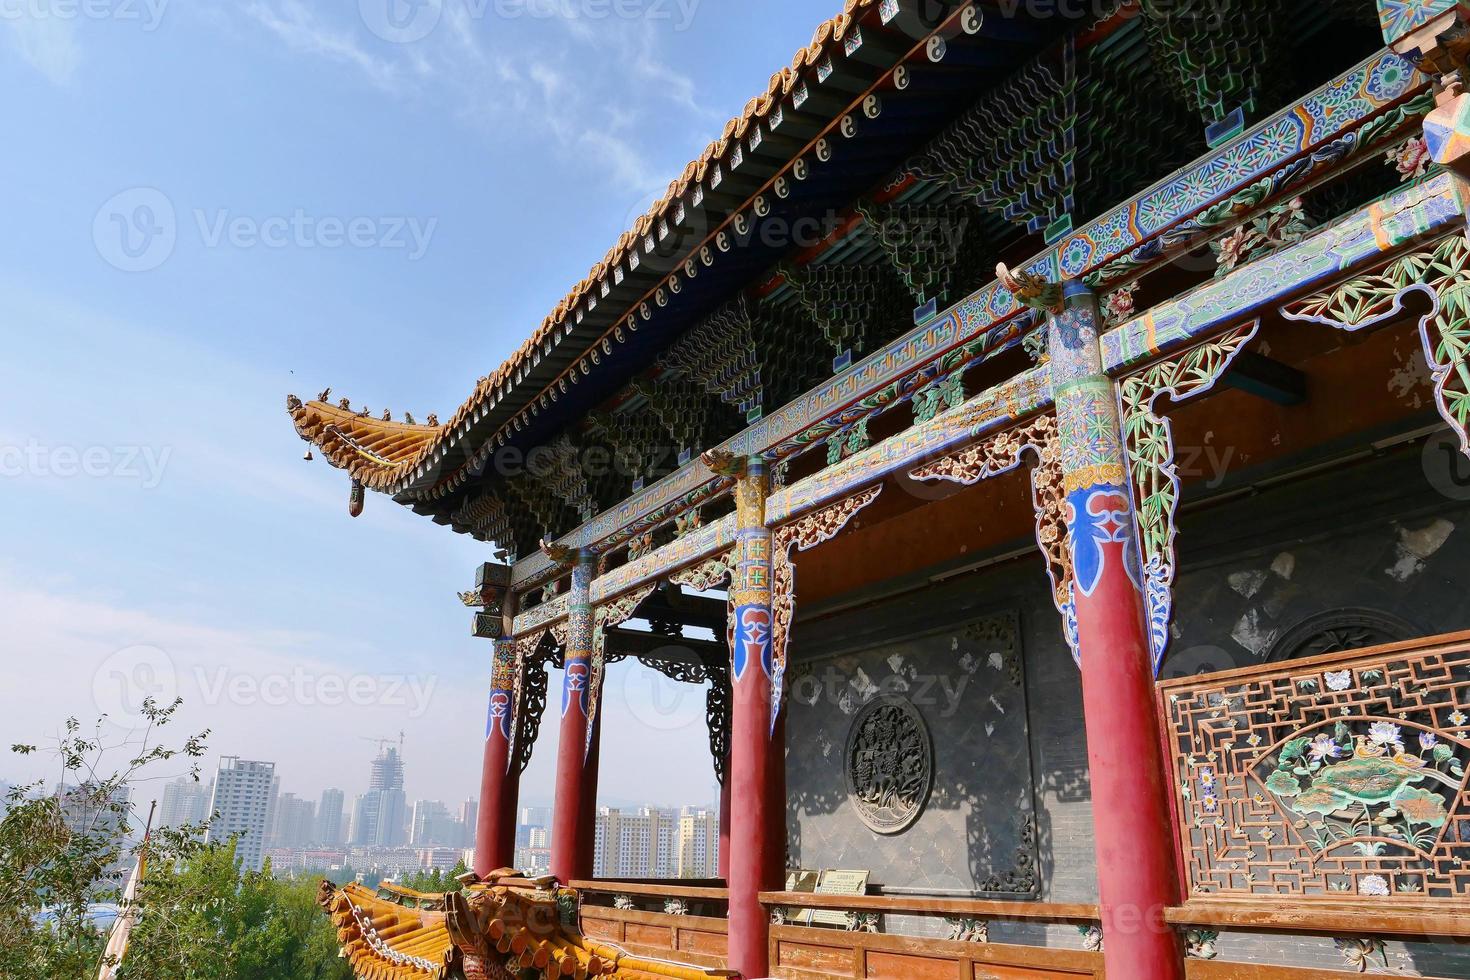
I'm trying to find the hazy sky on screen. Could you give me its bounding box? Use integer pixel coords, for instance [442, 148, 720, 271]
[0, 0, 837, 813]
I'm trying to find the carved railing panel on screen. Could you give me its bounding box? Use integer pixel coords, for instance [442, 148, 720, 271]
[1159, 636, 1470, 903]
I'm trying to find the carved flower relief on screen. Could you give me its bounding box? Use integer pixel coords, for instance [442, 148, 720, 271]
[1358, 875, 1391, 898]
[1259, 720, 1465, 860]
[845, 696, 933, 835]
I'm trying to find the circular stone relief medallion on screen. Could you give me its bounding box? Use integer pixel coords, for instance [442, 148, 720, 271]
[845, 695, 934, 835]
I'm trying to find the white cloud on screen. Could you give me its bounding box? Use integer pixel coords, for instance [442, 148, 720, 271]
[242, 0, 404, 91]
[231, 0, 708, 195]
[4, 13, 81, 84]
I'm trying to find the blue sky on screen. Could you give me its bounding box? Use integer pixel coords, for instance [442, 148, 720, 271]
[0, 0, 836, 814]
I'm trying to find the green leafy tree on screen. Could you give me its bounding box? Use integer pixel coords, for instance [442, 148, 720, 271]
[119, 847, 350, 979]
[3, 702, 350, 979]
[0, 698, 209, 980]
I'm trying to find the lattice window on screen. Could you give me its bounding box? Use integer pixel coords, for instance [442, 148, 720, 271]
[1161, 641, 1470, 902]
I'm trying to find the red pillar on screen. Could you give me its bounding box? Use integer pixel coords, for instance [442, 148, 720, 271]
[725, 458, 781, 978]
[473, 635, 520, 877]
[717, 770, 730, 880]
[1049, 281, 1184, 978]
[550, 551, 597, 883]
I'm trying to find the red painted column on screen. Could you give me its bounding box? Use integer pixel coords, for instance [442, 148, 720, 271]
[473, 635, 520, 876]
[1048, 280, 1184, 978]
[550, 551, 597, 883]
[717, 771, 730, 880]
[724, 458, 780, 978]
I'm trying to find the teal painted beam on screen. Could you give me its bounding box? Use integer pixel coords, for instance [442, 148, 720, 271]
[1379, 0, 1463, 46]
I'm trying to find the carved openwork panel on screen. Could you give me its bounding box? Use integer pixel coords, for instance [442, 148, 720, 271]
[845, 695, 934, 834]
[1119, 320, 1260, 673]
[1161, 639, 1470, 902]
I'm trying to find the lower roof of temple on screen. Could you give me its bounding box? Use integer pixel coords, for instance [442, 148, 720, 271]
[319, 872, 734, 980]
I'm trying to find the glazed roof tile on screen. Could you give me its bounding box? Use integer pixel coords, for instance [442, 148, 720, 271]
[289, 0, 889, 495]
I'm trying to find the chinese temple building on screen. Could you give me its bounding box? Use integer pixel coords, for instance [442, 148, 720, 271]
[296, 1, 1470, 977]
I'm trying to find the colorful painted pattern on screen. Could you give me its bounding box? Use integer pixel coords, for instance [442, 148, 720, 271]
[1117, 322, 1261, 673]
[1379, 0, 1463, 44]
[488, 637, 517, 747]
[559, 559, 594, 726]
[510, 53, 1425, 591]
[513, 591, 569, 636]
[1102, 172, 1464, 371]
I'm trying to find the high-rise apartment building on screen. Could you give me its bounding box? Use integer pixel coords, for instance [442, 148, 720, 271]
[271, 792, 316, 848]
[159, 777, 210, 829]
[317, 788, 345, 845]
[677, 807, 720, 879]
[206, 758, 275, 872]
[593, 808, 679, 878]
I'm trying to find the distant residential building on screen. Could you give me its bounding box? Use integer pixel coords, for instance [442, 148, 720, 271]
[459, 799, 478, 844]
[593, 807, 678, 879]
[518, 805, 551, 828]
[159, 777, 210, 829]
[206, 758, 275, 872]
[410, 800, 451, 845]
[271, 793, 316, 848]
[677, 807, 720, 879]
[513, 845, 551, 876]
[417, 847, 464, 871]
[318, 788, 345, 845]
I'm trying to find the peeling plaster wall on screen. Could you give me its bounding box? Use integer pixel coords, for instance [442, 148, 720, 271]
[784, 442, 1470, 971]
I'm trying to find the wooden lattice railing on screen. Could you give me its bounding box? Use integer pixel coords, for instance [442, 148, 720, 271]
[1157, 631, 1470, 920]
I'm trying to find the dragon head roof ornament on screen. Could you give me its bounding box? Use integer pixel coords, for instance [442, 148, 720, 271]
[997, 262, 1065, 315]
